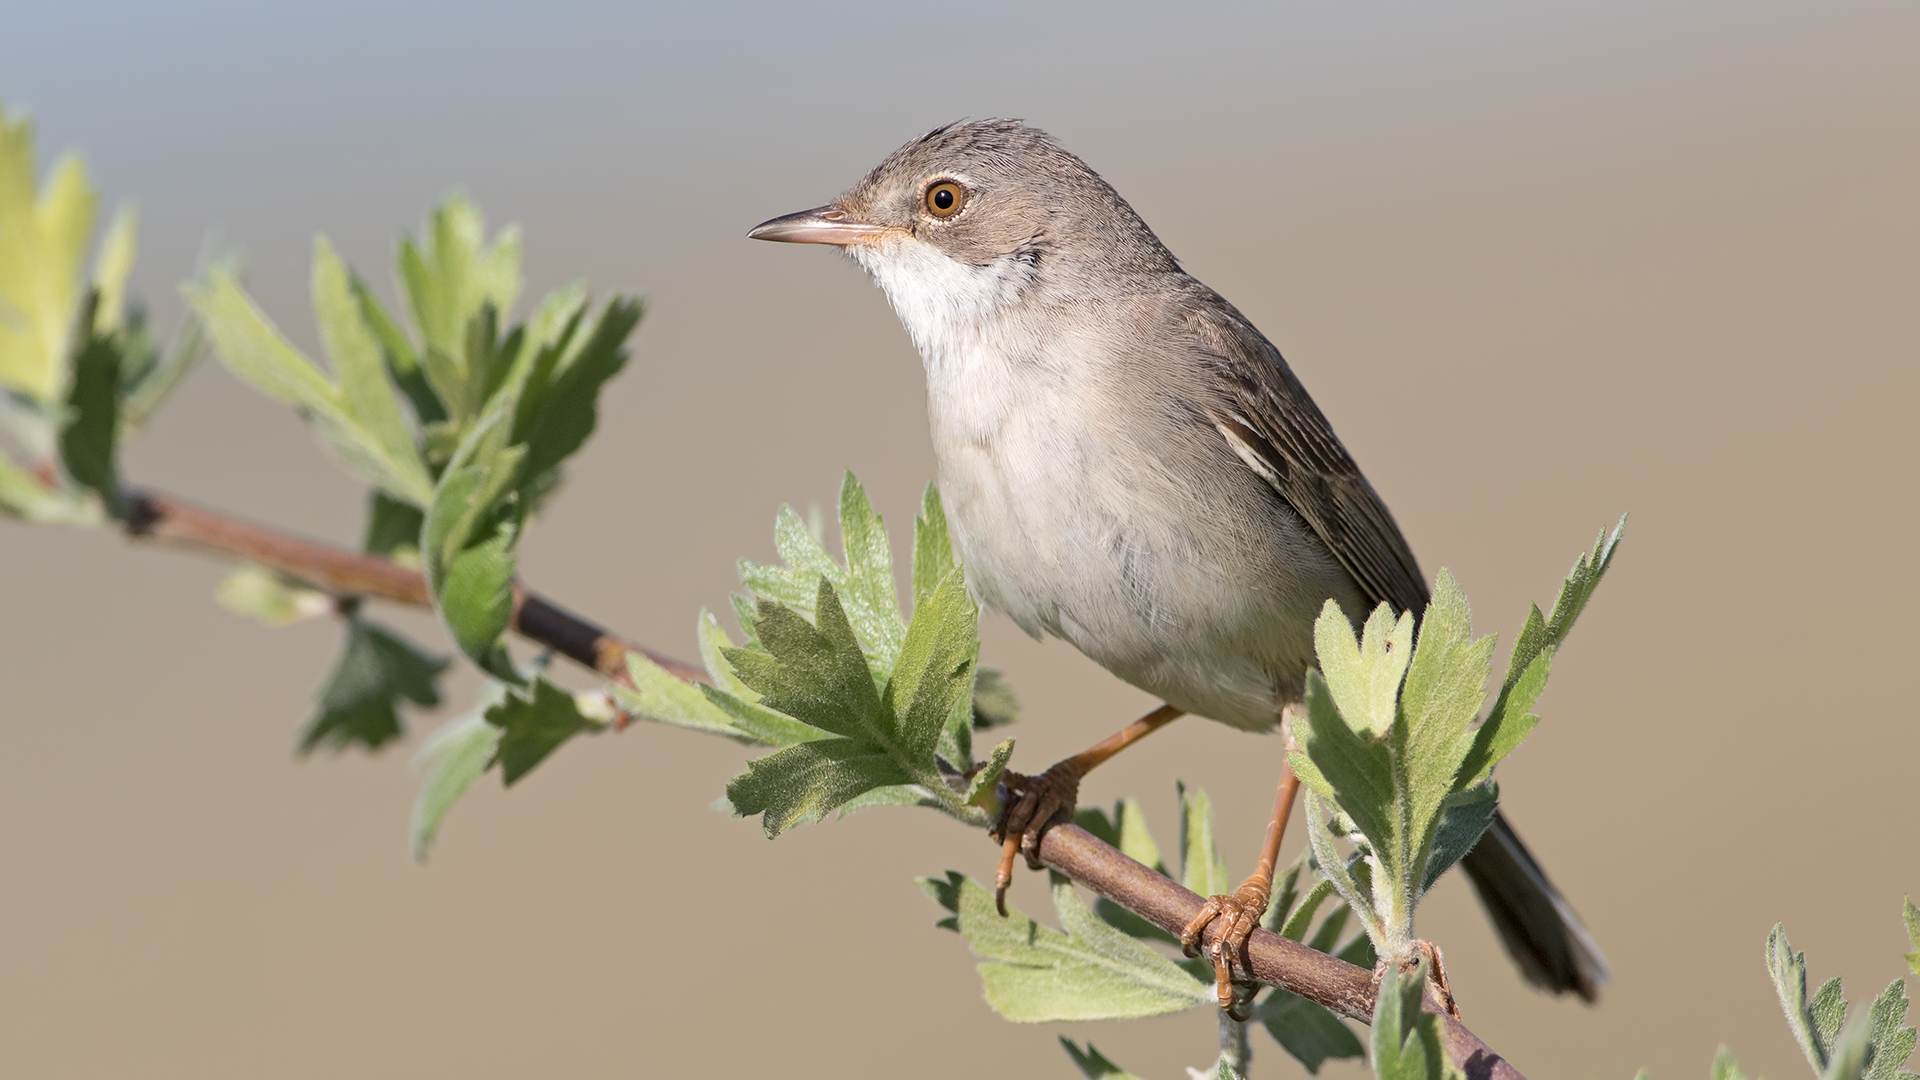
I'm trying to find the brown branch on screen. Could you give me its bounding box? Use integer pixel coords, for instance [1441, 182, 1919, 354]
[107, 486, 1528, 1076]
[121, 489, 707, 684]
[1035, 823, 1528, 1080]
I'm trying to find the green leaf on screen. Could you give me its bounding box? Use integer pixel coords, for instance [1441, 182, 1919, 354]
[484, 676, 599, 785]
[965, 738, 1014, 807]
[507, 295, 641, 492]
[971, 665, 1019, 729]
[726, 584, 896, 745]
[397, 195, 521, 369]
[1059, 1039, 1145, 1080]
[90, 205, 135, 335]
[1904, 898, 1920, 977]
[119, 307, 208, 430]
[1862, 977, 1917, 1080]
[312, 236, 429, 499]
[411, 687, 506, 861]
[184, 266, 435, 506]
[611, 650, 755, 742]
[917, 871, 1212, 1021]
[1370, 955, 1465, 1080]
[439, 529, 517, 664]
[1291, 667, 1397, 883]
[0, 106, 97, 404]
[1770, 924, 1847, 1073]
[1255, 988, 1363, 1074]
[58, 317, 121, 514]
[1396, 569, 1494, 837]
[912, 483, 956, 610]
[300, 618, 448, 754]
[1712, 1048, 1753, 1080]
[352, 274, 443, 425]
[1179, 782, 1233, 898]
[215, 564, 329, 626]
[1829, 1009, 1877, 1080]
[1315, 600, 1413, 739]
[727, 739, 914, 837]
[361, 491, 424, 560]
[1419, 782, 1500, 896]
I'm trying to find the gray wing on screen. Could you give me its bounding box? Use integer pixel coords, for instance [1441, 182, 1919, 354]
[1185, 296, 1430, 618]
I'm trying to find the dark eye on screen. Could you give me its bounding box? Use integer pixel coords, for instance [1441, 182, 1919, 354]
[925, 180, 966, 218]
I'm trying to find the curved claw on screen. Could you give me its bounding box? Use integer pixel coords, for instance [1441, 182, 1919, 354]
[987, 762, 1084, 916]
[1182, 877, 1272, 1018]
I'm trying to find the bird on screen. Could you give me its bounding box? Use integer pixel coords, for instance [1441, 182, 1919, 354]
[747, 119, 1607, 1014]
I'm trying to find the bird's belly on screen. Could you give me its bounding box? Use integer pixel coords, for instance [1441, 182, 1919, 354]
[929, 382, 1357, 732]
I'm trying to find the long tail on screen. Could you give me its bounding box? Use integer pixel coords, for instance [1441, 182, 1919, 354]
[1458, 810, 1610, 1002]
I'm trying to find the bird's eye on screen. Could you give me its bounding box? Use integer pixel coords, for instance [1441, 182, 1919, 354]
[925, 181, 967, 218]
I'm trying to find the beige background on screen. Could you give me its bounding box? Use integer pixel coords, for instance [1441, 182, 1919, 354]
[2, 3, 1915, 1077]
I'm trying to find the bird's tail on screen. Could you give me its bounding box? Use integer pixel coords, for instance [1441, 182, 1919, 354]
[1458, 810, 1609, 1002]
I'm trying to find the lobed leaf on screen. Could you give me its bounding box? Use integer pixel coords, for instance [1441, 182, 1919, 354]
[726, 739, 913, 837]
[485, 676, 599, 785]
[917, 871, 1212, 1021]
[300, 618, 448, 754]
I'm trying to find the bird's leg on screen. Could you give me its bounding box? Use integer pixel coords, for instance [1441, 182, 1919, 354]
[1182, 713, 1302, 1020]
[991, 704, 1185, 915]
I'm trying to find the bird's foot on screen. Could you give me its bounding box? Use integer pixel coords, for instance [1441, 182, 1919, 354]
[989, 759, 1086, 916]
[1181, 874, 1273, 1020]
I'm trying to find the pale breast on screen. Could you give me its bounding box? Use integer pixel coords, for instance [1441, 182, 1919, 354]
[921, 312, 1366, 732]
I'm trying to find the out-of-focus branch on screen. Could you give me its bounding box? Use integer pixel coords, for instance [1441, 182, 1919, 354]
[121, 489, 707, 684]
[1035, 823, 1528, 1080]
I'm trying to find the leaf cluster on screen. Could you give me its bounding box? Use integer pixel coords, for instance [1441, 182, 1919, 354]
[1290, 521, 1623, 963]
[0, 102, 207, 524]
[616, 474, 1017, 835]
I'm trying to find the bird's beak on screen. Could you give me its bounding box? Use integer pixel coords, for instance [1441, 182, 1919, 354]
[746, 204, 891, 246]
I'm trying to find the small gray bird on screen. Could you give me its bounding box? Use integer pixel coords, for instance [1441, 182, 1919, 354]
[749, 119, 1606, 1008]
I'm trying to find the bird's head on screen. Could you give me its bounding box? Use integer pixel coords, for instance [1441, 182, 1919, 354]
[748, 120, 1176, 354]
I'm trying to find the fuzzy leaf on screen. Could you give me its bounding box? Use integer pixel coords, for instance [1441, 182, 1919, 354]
[438, 530, 517, 665]
[1256, 988, 1363, 1074]
[912, 483, 956, 609]
[1420, 782, 1500, 896]
[1904, 898, 1920, 977]
[1770, 924, 1850, 1073]
[300, 618, 448, 753]
[1712, 1048, 1753, 1080]
[410, 690, 505, 860]
[1396, 569, 1493, 839]
[729, 740, 914, 837]
[1371, 955, 1464, 1080]
[965, 738, 1014, 807]
[918, 871, 1212, 1021]
[361, 491, 424, 560]
[612, 651, 754, 742]
[485, 676, 597, 785]
[1861, 976, 1917, 1080]
[1179, 782, 1234, 898]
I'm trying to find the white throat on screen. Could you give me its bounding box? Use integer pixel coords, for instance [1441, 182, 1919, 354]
[848, 235, 1035, 374]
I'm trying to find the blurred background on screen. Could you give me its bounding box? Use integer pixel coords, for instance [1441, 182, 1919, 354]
[2, 2, 1915, 1077]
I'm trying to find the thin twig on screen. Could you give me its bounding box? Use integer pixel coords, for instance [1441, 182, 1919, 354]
[121, 489, 707, 683]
